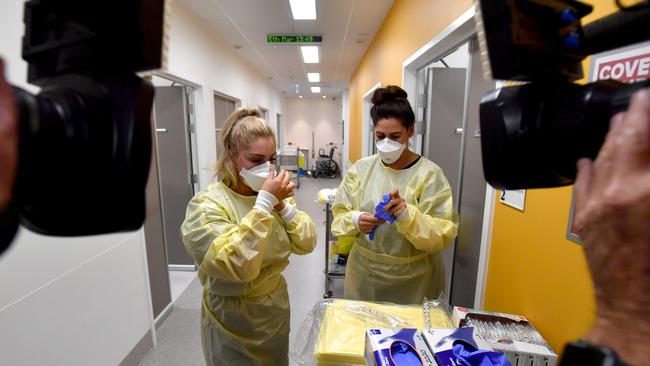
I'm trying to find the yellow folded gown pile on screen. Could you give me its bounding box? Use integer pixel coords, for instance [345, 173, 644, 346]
[313, 299, 450, 365]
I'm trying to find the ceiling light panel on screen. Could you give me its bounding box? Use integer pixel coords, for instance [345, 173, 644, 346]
[307, 72, 320, 82]
[311, 86, 321, 93]
[301, 46, 319, 63]
[289, 0, 317, 20]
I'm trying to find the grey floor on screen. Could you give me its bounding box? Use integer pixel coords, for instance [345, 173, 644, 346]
[138, 177, 342, 366]
[169, 270, 197, 303]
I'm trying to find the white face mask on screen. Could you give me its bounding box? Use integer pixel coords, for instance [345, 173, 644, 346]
[239, 161, 271, 192]
[376, 138, 406, 164]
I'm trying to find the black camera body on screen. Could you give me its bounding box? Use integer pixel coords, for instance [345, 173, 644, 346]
[477, 0, 650, 190]
[1, 0, 167, 254]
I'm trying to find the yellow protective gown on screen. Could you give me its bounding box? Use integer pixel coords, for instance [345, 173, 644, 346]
[332, 154, 458, 304]
[181, 181, 317, 366]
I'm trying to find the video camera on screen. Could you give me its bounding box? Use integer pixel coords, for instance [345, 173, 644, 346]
[477, 0, 650, 189]
[1, 0, 168, 254]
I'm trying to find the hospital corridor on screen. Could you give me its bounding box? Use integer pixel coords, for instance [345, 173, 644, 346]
[0, 0, 649, 366]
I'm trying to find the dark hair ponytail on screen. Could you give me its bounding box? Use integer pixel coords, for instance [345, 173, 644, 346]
[370, 85, 415, 128]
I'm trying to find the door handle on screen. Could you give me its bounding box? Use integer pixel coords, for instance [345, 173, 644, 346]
[455, 128, 463, 134]
[156, 128, 168, 133]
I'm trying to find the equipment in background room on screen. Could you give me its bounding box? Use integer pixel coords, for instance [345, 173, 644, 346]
[312, 142, 340, 178]
[1, 0, 168, 254]
[477, 0, 650, 189]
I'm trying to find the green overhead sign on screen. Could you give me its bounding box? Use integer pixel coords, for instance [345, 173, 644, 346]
[266, 35, 323, 44]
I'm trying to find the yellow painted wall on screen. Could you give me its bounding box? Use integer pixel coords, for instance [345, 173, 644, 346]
[349, 0, 621, 357]
[348, 0, 473, 162]
[483, 0, 620, 355]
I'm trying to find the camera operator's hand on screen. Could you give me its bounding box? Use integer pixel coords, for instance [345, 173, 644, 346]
[0, 59, 18, 208]
[574, 89, 650, 366]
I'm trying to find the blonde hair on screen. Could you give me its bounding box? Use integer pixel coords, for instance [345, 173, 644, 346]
[216, 108, 276, 188]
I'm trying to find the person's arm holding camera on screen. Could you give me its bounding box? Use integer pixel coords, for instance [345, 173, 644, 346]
[570, 89, 650, 366]
[0, 59, 18, 209]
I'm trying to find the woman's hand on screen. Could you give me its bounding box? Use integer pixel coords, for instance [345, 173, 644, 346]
[261, 167, 295, 202]
[274, 200, 286, 212]
[358, 213, 385, 234]
[384, 189, 407, 218]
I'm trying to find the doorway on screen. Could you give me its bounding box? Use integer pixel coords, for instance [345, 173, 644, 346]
[408, 21, 496, 307]
[151, 76, 198, 270]
[213, 93, 238, 160]
[258, 106, 269, 120]
[416, 42, 470, 300]
[143, 75, 200, 322]
[361, 82, 381, 157]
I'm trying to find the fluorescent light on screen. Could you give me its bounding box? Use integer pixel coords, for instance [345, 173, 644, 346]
[307, 72, 320, 82]
[311, 86, 321, 93]
[289, 0, 316, 20]
[301, 46, 319, 63]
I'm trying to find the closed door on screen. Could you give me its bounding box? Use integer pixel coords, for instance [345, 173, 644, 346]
[424, 66, 468, 299]
[154, 86, 195, 266]
[214, 94, 237, 159]
[450, 39, 494, 307]
[143, 112, 172, 318]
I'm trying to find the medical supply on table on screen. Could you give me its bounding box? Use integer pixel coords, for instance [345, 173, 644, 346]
[290, 298, 453, 366]
[338, 235, 355, 256]
[365, 329, 436, 366]
[452, 307, 557, 366]
[317, 188, 338, 205]
[327, 241, 347, 266]
[422, 328, 511, 366]
[369, 193, 398, 240]
[298, 150, 306, 176]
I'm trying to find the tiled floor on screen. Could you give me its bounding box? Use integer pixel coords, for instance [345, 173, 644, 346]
[138, 177, 341, 366]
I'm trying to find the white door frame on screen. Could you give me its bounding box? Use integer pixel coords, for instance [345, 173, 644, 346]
[401, 5, 496, 309]
[144, 70, 204, 191]
[361, 82, 382, 158]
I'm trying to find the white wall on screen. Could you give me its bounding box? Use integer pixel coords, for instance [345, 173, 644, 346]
[0, 6, 152, 366]
[166, 1, 285, 189]
[282, 98, 342, 166]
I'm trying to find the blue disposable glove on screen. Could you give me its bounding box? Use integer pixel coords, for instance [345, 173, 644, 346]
[452, 341, 511, 366]
[369, 194, 397, 240]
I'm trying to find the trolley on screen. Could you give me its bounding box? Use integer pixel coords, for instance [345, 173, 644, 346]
[324, 202, 345, 298]
[277, 149, 301, 189]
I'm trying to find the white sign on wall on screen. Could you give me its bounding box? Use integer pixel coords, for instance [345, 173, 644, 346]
[590, 42, 650, 83]
[500, 189, 526, 211]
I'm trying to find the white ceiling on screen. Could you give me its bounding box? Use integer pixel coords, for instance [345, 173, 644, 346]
[179, 0, 394, 98]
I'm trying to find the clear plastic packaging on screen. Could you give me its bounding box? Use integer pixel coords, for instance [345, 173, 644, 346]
[290, 297, 452, 366]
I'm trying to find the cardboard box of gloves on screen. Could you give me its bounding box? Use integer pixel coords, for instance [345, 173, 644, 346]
[365, 327, 509, 366]
[451, 307, 557, 366]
